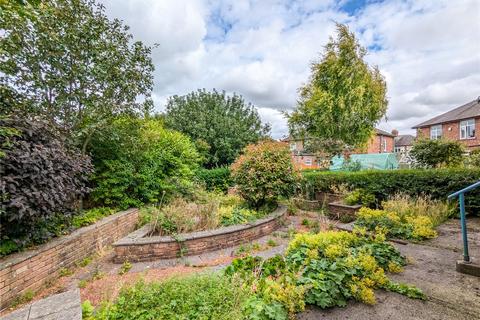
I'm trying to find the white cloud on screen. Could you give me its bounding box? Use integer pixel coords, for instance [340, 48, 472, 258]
[99, 0, 480, 138]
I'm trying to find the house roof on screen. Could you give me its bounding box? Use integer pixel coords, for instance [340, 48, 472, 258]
[412, 97, 480, 128]
[375, 128, 395, 137]
[394, 134, 415, 146]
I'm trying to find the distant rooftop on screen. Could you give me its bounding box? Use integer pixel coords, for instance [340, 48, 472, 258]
[375, 128, 395, 137]
[395, 134, 415, 146]
[413, 97, 480, 128]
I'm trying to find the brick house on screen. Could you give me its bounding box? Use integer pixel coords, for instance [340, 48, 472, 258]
[285, 128, 396, 169]
[412, 97, 480, 151]
[358, 128, 395, 154]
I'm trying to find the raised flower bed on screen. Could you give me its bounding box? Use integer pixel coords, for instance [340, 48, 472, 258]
[113, 205, 287, 262]
[327, 201, 361, 222]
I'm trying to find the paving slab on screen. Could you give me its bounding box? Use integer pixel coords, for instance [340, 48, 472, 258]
[0, 290, 81, 320]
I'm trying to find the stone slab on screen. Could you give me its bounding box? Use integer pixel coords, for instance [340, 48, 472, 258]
[0, 290, 81, 320]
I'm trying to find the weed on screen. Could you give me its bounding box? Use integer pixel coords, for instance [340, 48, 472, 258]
[267, 239, 278, 247]
[81, 300, 94, 319]
[77, 256, 93, 268]
[10, 289, 35, 307]
[118, 261, 132, 275]
[58, 267, 73, 277]
[301, 218, 310, 226]
[78, 279, 88, 289]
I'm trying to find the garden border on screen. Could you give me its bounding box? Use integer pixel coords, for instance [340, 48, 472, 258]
[0, 208, 139, 311]
[113, 205, 288, 262]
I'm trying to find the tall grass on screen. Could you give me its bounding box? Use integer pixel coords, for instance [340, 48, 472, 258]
[382, 193, 452, 227]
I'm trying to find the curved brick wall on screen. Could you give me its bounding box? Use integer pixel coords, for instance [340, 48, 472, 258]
[113, 205, 287, 263]
[0, 209, 139, 310]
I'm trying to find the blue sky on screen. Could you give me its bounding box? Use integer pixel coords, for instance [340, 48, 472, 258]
[100, 0, 480, 138]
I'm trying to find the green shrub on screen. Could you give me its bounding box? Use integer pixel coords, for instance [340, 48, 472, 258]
[89, 117, 200, 209]
[302, 168, 480, 214]
[465, 149, 480, 168]
[196, 167, 233, 192]
[96, 274, 248, 320]
[231, 141, 299, 209]
[72, 207, 115, 228]
[344, 189, 376, 207]
[410, 138, 464, 168]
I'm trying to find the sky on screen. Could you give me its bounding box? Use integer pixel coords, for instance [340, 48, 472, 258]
[99, 0, 480, 139]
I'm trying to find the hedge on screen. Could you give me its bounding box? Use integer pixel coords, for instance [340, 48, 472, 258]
[196, 167, 233, 192]
[302, 169, 480, 213]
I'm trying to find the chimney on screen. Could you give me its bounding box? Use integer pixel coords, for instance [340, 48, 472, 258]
[391, 129, 399, 137]
[477, 96, 480, 103]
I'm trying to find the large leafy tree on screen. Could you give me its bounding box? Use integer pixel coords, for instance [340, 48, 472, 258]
[164, 89, 271, 168]
[0, 0, 155, 152]
[288, 24, 388, 154]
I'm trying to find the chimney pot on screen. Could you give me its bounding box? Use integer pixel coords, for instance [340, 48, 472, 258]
[391, 129, 399, 136]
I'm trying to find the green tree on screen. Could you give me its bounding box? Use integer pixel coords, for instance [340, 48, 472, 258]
[411, 139, 464, 168]
[288, 24, 388, 154]
[0, 0, 155, 152]
[164, 89, 270, 168]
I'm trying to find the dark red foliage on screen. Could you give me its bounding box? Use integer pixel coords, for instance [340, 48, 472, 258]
[0, 117, 93, 245]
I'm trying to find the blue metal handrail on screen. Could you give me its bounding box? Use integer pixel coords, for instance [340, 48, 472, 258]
[448, 180, 480, 262]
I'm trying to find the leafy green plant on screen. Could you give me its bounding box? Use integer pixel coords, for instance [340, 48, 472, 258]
[90, 117, 200, 209]
[72, 208, 115, 228]
[78, 257, 93, 268]
[118, 261, 132, 275]
[231, 140, 299, 209]
[267, 239, 278, 247]
[196, 167, 233, 192]
[96, 274, 249, 319]
[355, 207, 437, 240]
[59, 268, 74, 277]
[344, 189, 376, 207]
[225, 230, 423, 318]
[78, 279, 88, 289]
[10, 289, 35, 307]
[82, 300, 95, 320]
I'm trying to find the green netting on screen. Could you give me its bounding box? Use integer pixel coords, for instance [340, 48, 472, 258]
[330, 153, 399, 171]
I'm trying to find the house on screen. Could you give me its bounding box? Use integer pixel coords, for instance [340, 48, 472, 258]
[358, 128, 395, 154]
[394, 133, 415, 154]
[285, 128, 397, 169]
[394, 133, 416, 167]
[412, 97, 480, 151]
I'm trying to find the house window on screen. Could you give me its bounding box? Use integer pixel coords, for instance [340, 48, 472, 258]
[289, 142, 297, 151]
[304, 158, 312, 166]
[382, 138, 387, 152]
[394, 146, 402, 153]
[460, 119, 475, 139]
[430, 125, 442, 140]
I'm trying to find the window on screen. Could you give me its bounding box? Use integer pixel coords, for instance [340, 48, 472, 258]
[289, 142, 297, 151]
[460, 119, 475, 139]
[382, 138, 387, 152]
[304, 158, 312, 166]
[430, 125, 442, 140]
[394, 146, 402, 153]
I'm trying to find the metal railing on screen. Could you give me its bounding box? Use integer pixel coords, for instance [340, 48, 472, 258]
[448, 180, 480, 262]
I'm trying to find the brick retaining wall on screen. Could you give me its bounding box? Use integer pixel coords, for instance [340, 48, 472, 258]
[0, 208, 139, 310]
[113, 206, 287, 263]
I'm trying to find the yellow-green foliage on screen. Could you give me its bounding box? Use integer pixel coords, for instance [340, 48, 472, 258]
[226, 230, 424, 318]
[382, 193, 451, 227]
[356, 207, 437, 240]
